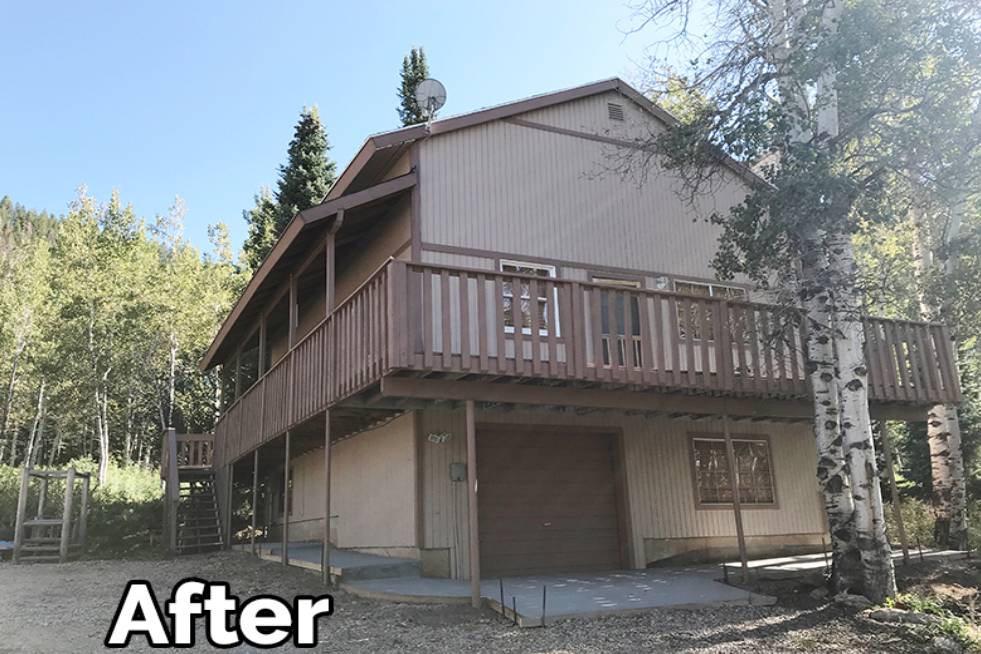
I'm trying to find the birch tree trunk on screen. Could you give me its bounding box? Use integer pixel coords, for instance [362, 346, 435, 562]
[829, 235, 896, 601]
[0, 337, 25, 463]
[911, 188, 970, 550]
[801, 232, 860, 588]
[23, 380, 45, 469]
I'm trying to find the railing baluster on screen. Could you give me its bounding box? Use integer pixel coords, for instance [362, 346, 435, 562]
[460, 272, 471, 371]
[422, 268, 434, 369]
[530, 277, 542, 376]
[494, 275, 506, 373]
[545, 280, 558, 378]
[477, 274, 489, 372]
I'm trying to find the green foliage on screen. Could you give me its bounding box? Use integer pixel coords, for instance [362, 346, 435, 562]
[242, 108, 336, 268]
[274, 107, 335, 233]
[0, 460, 165, 558]
[886, 592, 981, 652]
[883, 497, 981, 551]
[0, 191, 244, 479]
[397, 46, 430, 126]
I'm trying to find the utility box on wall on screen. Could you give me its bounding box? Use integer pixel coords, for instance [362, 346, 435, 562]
[449, 462, 466, 482]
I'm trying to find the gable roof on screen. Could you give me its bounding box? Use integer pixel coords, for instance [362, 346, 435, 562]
[201, 77, 763, 371]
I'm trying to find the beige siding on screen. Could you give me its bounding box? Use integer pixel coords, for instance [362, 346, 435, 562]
[419, 407, 824, 578]
[286, 412, 417, 548]
[520, 90, 663, 142]
[417, 93, 751, 284]
[335, 196, 412, 305]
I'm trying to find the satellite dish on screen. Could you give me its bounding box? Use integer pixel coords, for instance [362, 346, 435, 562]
[415, 78, 447, 120]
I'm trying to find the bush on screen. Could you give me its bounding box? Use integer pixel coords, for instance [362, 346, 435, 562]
[0, 458, 167, 559]
[884, 496, 981, 551]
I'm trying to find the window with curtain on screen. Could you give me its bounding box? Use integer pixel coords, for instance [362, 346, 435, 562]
[500, 260, 558, 336]
[691, 436, 775, 505]
[675, 280, 747, 341]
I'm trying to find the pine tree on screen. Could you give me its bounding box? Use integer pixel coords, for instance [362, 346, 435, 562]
[241, 106, 336, 269]
[274, 106, 335, 233]
[397, 47, 430, 126]
[242, 188, 278, 270]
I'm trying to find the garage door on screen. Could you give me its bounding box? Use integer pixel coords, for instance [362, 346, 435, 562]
[477, 429, 622, 577]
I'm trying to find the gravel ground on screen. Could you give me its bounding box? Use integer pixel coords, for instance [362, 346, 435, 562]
[0, 551, 918, 653]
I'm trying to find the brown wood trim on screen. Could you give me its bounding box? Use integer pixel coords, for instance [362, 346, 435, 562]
[422, 241, 693, 290]
[613, 432, 634, 569]
[686, 432, 780, 511]
[413, 410, 425, 549]
[202, 174, 416, 371]
[410, 144, 422, 263]
[383, 375, 814, 420]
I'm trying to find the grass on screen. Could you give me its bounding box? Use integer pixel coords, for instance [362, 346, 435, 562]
[0, 458, 168, 559]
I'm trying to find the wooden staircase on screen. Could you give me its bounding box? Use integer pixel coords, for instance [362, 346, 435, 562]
[176, 472, 224, 553]
[162, 428, 224, 555]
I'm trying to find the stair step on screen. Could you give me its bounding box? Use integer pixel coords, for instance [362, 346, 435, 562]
[23, 519, 63, 527]
[20, 544, 61, 553]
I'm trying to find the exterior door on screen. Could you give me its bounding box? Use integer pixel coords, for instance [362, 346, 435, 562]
[476, 428, 623, 577]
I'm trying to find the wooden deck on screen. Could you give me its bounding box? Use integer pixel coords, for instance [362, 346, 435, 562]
[212, 259, 960, 468]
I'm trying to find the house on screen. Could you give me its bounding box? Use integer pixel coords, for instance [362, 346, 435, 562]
[186, 78, 959, 591]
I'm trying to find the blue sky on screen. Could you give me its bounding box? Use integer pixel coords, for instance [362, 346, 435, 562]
[1, 1, 682, 254]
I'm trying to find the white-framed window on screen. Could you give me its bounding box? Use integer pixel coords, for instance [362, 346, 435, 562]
[691, 436, 775, 506]
[593, 276, 643, 367]
[674, 279, 747, 341]
[500, 260, 559, 337]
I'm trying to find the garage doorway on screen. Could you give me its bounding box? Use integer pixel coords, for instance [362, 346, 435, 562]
[476, 427, 625, 577]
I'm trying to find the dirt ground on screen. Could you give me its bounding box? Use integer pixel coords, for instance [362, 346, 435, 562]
[0, 552, 970, 653]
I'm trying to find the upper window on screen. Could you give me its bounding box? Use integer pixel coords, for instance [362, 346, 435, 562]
[691, 436, 775, 506]
[674, 280, 747, 341]
[594, 277, 642, 367]
[501, 260, 558, 336]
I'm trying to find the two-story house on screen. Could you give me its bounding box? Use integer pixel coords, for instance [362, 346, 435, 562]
[190, 78, 958, 595]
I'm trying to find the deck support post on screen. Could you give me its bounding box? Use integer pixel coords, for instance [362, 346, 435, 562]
[465, 399, 481, 608]
[288, 274, 298, 348]
[37, 476, 48, 517]
[880, 421, 910, 564]
[12, 467, 30, 563]
[251, 448, 259, 556]
[77, 473, 89, 547]
[59, 467, 75, 563]
[223, 463, 233, 549]
[326, 210, 343, 313]
[322, 412, 332, 586]
[722, 412, 749, 582]
[282, 431, 291, 566]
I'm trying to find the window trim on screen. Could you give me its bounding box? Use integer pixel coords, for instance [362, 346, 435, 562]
[688, 433, 778, 510]
[673, 278, 749, 299]
[499, 259, 560, 337]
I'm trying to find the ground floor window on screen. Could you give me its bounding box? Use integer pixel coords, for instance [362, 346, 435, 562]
[691, 436, 775, 506]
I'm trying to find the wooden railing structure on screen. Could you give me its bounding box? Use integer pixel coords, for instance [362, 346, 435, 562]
[213, 259, 960, 468]
[160, 428, 216, 552]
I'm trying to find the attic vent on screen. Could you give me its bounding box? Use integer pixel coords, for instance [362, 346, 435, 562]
[607, 102, 625, 121]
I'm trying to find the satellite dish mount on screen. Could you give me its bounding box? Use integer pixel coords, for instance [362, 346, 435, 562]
[415, 78, 447, 130]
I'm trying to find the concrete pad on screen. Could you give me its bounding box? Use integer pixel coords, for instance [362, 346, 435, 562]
[346, 568, 775, 627]
[722, 548, 970, 580]
[234, 542, 421, 581]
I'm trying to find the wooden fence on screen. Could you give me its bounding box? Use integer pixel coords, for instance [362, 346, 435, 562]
[213, 259, 960, 469]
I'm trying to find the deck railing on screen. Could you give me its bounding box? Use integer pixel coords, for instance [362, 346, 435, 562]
[213, 259, 960, 468]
